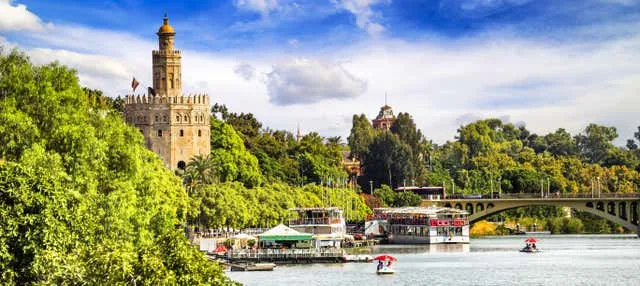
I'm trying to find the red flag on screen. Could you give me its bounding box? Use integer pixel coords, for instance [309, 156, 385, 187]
[131, 77, 140, 92]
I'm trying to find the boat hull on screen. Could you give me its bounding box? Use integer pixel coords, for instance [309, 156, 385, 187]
[376, 267, 395, 275]
[388, 234, 469, 244]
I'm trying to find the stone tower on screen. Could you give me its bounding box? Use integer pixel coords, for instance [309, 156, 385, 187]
[123, 15, 211, 170]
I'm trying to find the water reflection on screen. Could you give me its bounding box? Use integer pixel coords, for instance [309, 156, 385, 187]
[372, 243, 470, 254]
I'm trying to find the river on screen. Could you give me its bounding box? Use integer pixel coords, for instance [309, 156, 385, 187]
[227, 234, 640, 285]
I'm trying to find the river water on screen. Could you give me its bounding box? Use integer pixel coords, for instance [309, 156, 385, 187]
[227, 235, 640, 285]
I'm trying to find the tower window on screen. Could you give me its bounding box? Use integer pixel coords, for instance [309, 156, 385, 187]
[176, 115, 180, 122]
[180, 129, 184, 137]
[155, 115, 159, 122]
[157, 130, 163, 137]
[184, 115, 188, 122]
[198, 130, 202, 137]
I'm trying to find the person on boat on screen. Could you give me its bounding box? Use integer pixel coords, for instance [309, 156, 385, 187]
[377, 261, 384, 270]
[386, 261, 392, 267]
[532, 243, 537, 250]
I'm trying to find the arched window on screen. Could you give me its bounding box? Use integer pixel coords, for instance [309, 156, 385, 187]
[184, 115, 188, 122]
[163, 115, 167, 121]
[155, 115, 159, 122]
[157, 130, 163, 137]
[176, 115, 180, 122]
[179, 129, 184, 137]
[198, 130, 202, 137]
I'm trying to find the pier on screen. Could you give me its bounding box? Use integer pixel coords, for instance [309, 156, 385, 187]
[227, 248, 346, 264]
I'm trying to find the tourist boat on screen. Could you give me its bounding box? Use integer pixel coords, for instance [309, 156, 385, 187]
[366, 207, 470, 244]
[289, 207, 347, 249]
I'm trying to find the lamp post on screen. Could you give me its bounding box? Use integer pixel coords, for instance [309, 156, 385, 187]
[369, 180, 374, 195]
[451, 178, 455, 196]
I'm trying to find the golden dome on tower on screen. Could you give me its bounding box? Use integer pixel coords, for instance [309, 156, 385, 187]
[157, 14, 175, 35]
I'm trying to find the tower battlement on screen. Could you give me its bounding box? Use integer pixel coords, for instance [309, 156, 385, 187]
[152, 50, 181, 56]
[124, 94, 209, 105]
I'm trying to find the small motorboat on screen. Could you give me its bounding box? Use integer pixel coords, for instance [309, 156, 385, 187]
[376, 266, 395, 275]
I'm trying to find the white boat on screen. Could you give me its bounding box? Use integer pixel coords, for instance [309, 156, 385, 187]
[376, 266, 395, 275]
[367, 207, 470, 244]
[289, 207, 347, 249]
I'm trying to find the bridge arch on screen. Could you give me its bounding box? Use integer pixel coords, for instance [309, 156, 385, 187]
[425, 198, 639, 235]
[468, 200, 638, 234]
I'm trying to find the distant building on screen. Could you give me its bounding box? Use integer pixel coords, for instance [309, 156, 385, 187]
[372, 104, 395, 130]
[341, 151, 361, 178]
[123, 15, 211, 170]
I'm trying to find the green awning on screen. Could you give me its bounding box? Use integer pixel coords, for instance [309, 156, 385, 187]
[258, 224, 313, 241]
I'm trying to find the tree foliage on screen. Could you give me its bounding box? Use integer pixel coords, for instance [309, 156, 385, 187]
[0, 49, 235, 284]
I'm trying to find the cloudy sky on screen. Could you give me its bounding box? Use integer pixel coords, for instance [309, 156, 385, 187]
[1, 0, 639, 144]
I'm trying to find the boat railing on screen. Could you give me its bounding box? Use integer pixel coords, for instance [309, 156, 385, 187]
[387, 218, 469, 226]
[228, 248, 345, 260]
[289, 218, 341, 225]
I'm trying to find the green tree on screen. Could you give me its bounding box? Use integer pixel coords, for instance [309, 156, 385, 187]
[0, 49, 235, 285]
[210, 118, 263, 187]
[362, 132, 414, 188]
[347, 114, 374, 159]
[575, 124, 618, 165]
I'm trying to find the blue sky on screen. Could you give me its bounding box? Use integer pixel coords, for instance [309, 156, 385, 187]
[1, 0, 640, 144]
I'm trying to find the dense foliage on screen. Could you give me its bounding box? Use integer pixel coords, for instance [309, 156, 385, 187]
[372, 185, 422, 207]
[349, 116, 640, 195]
[211, 103, 348, 187]
[186, 181, 371, 229]
[0, 49, 234, 284]
[348, 110, 640, 233]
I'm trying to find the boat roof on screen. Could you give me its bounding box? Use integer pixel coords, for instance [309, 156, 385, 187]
[374, 206, 468, 215]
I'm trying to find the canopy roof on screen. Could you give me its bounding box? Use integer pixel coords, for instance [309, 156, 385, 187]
[258, 224, 313, 241]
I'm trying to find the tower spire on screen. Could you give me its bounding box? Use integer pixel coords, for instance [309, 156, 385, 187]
[385, 92, 387, 106]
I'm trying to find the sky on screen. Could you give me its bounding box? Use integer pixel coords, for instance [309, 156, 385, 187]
[1, 0, 639, 145]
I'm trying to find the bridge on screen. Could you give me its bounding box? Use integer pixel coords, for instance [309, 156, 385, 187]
[422, 193, 640, 236]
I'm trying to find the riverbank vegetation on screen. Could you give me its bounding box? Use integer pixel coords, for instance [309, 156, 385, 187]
[0, 49, 235, 284]
[348, 110, 640, 234]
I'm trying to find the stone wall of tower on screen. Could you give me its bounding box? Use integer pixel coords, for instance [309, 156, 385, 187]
[124, 94, 211, 170]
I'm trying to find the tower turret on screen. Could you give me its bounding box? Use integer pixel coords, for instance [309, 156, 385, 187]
[153, 15, 182, 97]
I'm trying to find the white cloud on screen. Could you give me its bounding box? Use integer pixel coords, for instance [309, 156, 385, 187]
[0, 0, 50, 32]
[27, 48, 133, 94]
[265, 58, 367, 105]
[336, 0, 388, 37]
[6, 5, 640, 146]
[234, 0, 279, 16]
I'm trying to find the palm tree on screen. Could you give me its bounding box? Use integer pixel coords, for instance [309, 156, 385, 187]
[183, 154, 217, 193]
